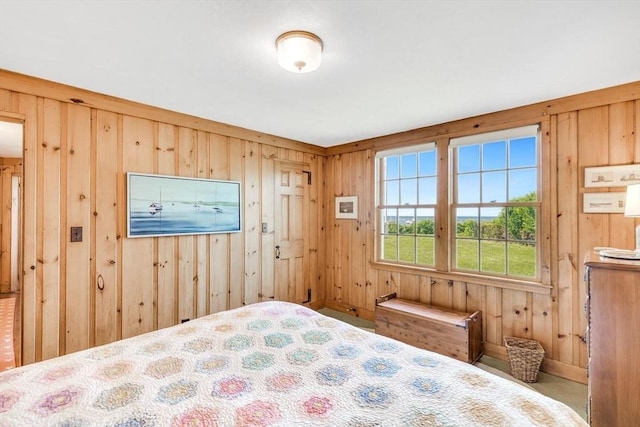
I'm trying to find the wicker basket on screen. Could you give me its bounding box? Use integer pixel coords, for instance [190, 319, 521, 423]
[504, 336, 545, 383]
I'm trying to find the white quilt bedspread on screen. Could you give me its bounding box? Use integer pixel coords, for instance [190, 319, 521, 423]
[0, 301, 587, 426]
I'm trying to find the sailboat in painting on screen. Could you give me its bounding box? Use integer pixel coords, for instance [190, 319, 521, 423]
[148, 202, 163, 215]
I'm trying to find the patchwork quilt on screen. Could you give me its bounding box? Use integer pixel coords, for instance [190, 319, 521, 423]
[0, 301, 586, 426]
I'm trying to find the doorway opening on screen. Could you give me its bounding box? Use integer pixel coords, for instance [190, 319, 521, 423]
[0, 119, 23, 370]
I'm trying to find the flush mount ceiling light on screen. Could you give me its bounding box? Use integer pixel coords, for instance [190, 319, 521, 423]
[276, 30, 323, 73]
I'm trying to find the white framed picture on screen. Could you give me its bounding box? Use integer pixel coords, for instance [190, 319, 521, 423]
[335, 196, 358, 219]
[583, 192, 626, 213]
[584, 164, 640, 188]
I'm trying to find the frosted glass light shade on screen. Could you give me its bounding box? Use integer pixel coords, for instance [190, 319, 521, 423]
[625, 183, 640, 252]
[276, 31, 323, 73]
[625, 183, 640, 217]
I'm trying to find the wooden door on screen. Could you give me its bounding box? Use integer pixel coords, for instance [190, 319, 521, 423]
[274, 161, 310, 304]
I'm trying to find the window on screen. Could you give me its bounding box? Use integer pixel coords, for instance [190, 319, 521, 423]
[451, 125, 539, 278]
[377, 143, 437, 267]
[375, 124, 540, 281]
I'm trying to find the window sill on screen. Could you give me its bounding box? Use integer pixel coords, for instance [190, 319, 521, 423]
[369, 261, 552, 295]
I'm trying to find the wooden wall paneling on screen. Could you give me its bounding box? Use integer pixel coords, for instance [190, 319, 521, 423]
[418, 275, 431, 304]
[451, 280, 467, 312]
[484, 286, 502, 347]
[40, 98, 62, 360]
[156, 123, 177, 329]
[228, 138, 244, 309]
[323, 155, 335, 304]
[340, 154, 353, 307]
[501, 289, 528, 340]
[397, 272, 419, 302]
[18, 93, 37, 364]
[260, 145, 277, 301]
[532, 293, 553, 356]
[244, 141, 261, 305]
[332, 155, 343, 304]
[539, 118, 552, 285]
[120, 116, 155, 339]
[94, 110, 119, 346]
[608, 102, 636, 250]
[177, 127, 195, 322]
[536, 117, 553, 353]
[64, 103, 92, 354]
[15, 90, 35, 364]
[350, 151, 366, 310]
[0, 71, 326, 157]
[548, 114, 560, 362]
[196, 131, 209, 317]
[435, 138, 449, 271]
[209, 134, 230, 313]
[177, 236, 195, 322]
[430, 278, 452, 308]
[555, 111, 578, 364]
[363, 150, 376, 312]
[465, 283, 483, 313]
[577, 106, 609, 367]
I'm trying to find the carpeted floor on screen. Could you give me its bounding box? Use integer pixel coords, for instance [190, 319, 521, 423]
[318, 307, 587, 421]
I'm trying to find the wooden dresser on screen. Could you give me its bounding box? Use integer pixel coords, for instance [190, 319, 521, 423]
[584, 250, 640, 427]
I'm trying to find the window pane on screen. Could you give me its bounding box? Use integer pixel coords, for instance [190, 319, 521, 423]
[401, 153, 417, 178]
[509, 169, 536, 200]
[417, 236, 434, 265]
[509, 136, 536, 168]
[482, 171, 506, 203]
[507, 241, 536, 277]
[419, 151, 436, 176]
[398, 208, 414, 234]
[480, 240, 506, 274]
[400, 178, 417, 205]
[418, 177, 436, 204]
[456, 239, 478, 270]
[385, 156, 399, 180]
[416, 208, 435, 235]
[385, 180, 399, 205]
[506, 207, 536, 242]
[458, 173, 480, 203]
[482, 141, 506, 170]
[456, 207, 478, 238]
[398, 236, 416, 263]
[381, 208, 398, 234]
[382, 235, 398, 261]
[481, 208, 505, 240]
[458, 145, 480, 173]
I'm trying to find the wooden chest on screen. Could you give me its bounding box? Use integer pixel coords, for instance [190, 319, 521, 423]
[375, 293, 483, 363]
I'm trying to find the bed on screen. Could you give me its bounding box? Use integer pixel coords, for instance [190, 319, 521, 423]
[0, 301, 586, 426]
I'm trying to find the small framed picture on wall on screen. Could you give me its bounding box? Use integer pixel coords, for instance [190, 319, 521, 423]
[335, 196, 358, 219]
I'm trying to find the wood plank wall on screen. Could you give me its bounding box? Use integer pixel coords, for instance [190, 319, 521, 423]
[324, 82, 640, 383]
[0, 71, 325, 365]
[1, 69, 638, 383]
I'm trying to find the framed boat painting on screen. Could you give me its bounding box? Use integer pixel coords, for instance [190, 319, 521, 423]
[127, 172, 242, 238]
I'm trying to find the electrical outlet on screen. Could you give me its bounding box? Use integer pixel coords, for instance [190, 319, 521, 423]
[70, 226, 83, 242]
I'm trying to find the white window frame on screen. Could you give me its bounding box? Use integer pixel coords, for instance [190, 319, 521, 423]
[375, 142, 438, 267]
[450, 125, 541, 280]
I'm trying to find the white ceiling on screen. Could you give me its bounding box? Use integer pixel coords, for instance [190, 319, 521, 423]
[1, 1, 639, 154]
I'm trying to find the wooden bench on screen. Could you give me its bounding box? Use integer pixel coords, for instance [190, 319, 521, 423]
[375, 293, 483, 363]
